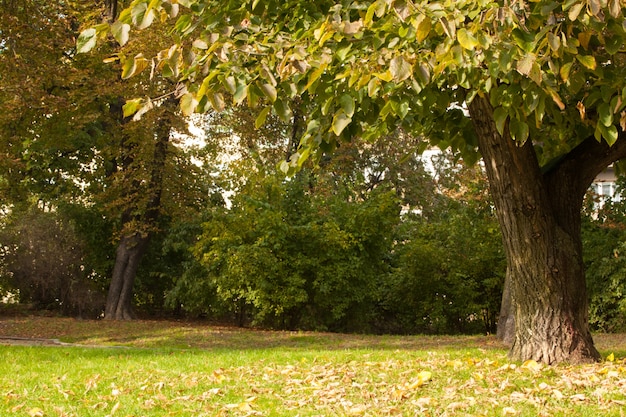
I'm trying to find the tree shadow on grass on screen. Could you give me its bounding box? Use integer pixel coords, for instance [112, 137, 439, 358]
[2, 317, 623, 356]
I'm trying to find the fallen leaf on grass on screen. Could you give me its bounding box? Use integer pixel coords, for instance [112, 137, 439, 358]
[521, 360, 542, 372]
[27, 408, 44, 417]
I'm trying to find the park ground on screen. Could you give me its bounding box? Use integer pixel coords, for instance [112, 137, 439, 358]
[1, 316, 626, 416]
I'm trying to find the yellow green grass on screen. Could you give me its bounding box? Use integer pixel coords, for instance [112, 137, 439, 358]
[1, 317, 625, 416]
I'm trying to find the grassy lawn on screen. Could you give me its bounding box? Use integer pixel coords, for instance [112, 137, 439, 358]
[1, 317, 626, 416]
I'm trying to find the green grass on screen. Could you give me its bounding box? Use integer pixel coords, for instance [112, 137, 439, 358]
[1, 317, 626, 416]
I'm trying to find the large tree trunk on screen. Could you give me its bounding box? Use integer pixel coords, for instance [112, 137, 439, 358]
[468, 95, 626, 364]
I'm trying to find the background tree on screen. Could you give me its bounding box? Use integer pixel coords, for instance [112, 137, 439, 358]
[0, 0, 215, 318]
[385, 154, 505, 334]
[582, 177, 626, 332]
[82, 0, 626, 363]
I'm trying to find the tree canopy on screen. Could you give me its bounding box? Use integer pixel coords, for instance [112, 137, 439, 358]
[80, 0, 626, 162]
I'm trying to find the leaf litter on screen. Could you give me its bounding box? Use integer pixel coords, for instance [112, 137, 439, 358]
[1, 319, 626, 416]
[3, 350, 626, 416]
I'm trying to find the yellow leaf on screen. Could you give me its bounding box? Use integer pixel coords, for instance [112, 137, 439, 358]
[418, 370, 432, 383]
[607, 352, 615, 362]
[28, 408, 45, 417]
[414, 14, 431, 43]
[576, 54, 596, 70]
[502, 406, 518, 415]
[374, 70, 393, 82]
[180, 92, 198, 116]
[457, 28, 479, 50]
[348, 404, 367, 415]
[521, 359, 542, 371]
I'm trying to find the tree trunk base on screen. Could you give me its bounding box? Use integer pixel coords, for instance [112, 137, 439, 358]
[508, 309, 601, 364]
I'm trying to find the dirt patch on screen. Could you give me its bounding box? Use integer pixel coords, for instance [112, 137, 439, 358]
[0, 336, 67, 346]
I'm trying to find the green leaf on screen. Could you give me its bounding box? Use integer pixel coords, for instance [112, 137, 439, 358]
[493, 107, 508, 136]
[274, 98, 292, 122]
[390, 56, 412, 82]
[233, 83, 248, 105]
[76, 28, 97, 53]
[509, 118, 529, 143]
[297, 147, 311, 166]
[605, 35, 623, 55]
[111, 21, 131, 46]
[576, 55, 596, 70]
[339, 94, 355, 117]
[598, 102, 613, 127]
[131, 2, 155, 30]
[259, 83, 277, 103]
[177, 0, 197, 7]
[457, 28, 479, 50]
[560, 62, 572, 81]
[512, 28, 535, 52]
[331, 109, 352, 136]
[304, 62, 328, 93]
[416, 63, 430, 84]
[255, 107, 271, 128]
[175, 14, 194, 35]
[335, 44, 353, 62]
[597, 123, 619, 145]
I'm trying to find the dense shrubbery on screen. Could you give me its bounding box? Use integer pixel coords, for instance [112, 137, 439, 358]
[0, 206, 108, 316]
[167, 171, 401, 331]
[163, 148, 507, 334]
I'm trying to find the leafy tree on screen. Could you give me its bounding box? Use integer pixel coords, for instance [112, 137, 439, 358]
[1, 0, 216, 319]
[171, 109, 406, 329]
[582, 179, 626, 332]
[383, 155, 505, 334]
[81, 0, 626, 363]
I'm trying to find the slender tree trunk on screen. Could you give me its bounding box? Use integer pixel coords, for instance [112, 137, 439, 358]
[105, 233, 150, 319]
[104, 98, 174, 319]
[467, 95, 626, 364]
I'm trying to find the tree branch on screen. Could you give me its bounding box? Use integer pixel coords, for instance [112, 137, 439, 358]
[545, 131, 626, 200]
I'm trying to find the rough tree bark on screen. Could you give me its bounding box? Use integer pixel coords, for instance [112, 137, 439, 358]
[468, 95, 626, 364]
[496, 269, 515, 346]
